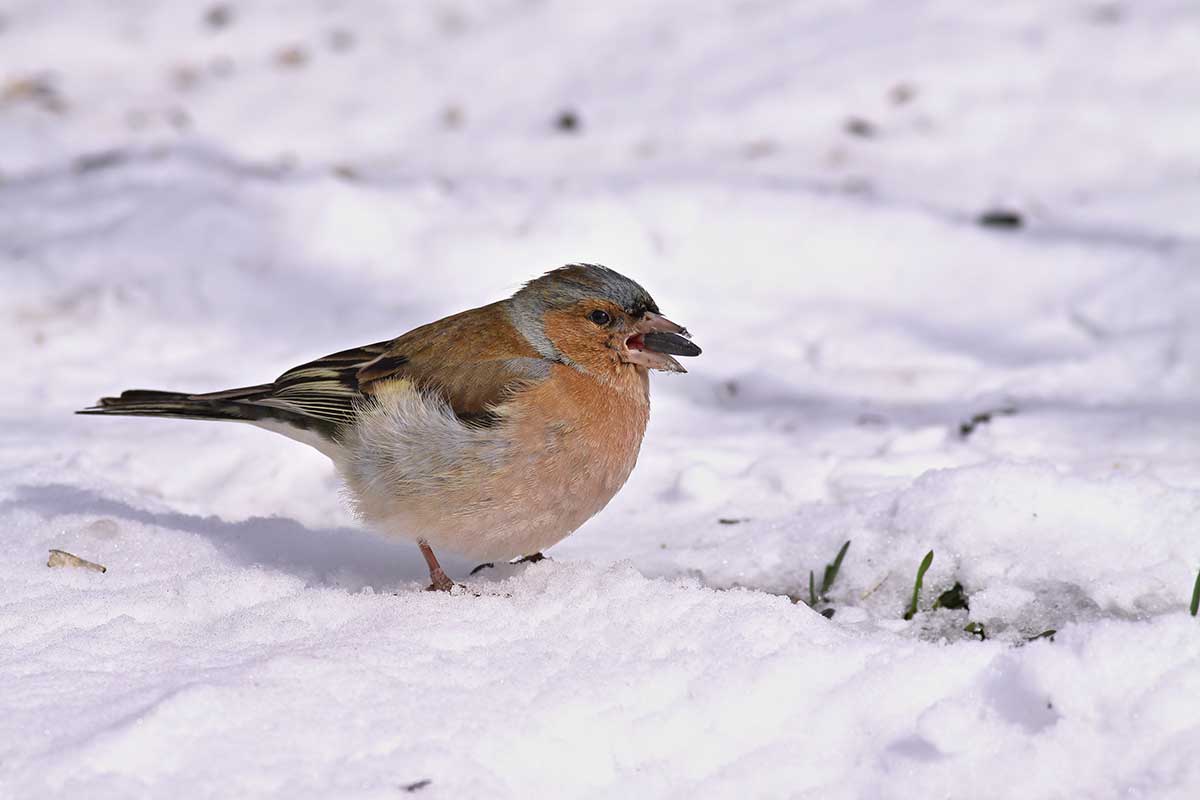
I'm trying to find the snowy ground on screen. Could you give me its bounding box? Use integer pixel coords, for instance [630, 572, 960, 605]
[3, 1, 1200, 797]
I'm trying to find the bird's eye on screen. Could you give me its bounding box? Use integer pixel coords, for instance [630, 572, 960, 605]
[588, 309, 612, 326]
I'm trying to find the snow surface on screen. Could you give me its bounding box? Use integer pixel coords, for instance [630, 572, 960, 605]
[3, 1, 1200, 797]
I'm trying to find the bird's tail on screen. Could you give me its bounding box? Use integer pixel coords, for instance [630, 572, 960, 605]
[77, 386, 287, 425]
[78, 341, 393, 443]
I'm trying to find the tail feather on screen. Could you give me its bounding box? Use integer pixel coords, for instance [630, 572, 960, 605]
[79, 339, 394, 446]
[77, 385, 338, 438]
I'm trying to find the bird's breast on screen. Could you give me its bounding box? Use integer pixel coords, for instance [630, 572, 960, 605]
[509, 364, 650, 494]
[341, 365, 651, 560]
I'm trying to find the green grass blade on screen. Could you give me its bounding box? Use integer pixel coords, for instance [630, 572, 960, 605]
[1191, 570, 1200, 617]
[821, 540, 852, 596]
[904, 550, 934, 621]
[809, 570, 817, 607]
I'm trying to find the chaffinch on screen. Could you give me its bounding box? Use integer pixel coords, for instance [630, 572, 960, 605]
[80, 264, 701, 591]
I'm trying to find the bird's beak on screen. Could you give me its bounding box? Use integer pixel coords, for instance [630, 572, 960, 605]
[622, 312, 702, 373]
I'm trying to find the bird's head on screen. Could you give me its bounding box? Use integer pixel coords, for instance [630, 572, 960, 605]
[507, 264, 702, 377]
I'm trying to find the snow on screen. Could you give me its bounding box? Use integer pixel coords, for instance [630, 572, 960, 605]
[3, 1, 1200, 797]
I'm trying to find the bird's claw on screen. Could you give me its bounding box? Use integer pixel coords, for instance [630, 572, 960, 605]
[469, 552, 547, 575]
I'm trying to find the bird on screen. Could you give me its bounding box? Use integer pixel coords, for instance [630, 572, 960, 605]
[79, 264, 702, 591]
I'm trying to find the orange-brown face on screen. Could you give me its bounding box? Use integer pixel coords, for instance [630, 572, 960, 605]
[543, 299, 701, 377]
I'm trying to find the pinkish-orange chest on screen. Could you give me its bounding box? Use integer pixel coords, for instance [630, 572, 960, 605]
[508, 364, 650, 523]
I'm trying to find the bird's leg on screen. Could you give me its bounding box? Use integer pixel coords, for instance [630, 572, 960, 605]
[418, 539, 455, 592]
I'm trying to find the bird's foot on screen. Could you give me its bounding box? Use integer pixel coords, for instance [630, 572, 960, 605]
[469, 552, 547, 575]
[425, 568, 458, 592]
[418, 539, 466, 592]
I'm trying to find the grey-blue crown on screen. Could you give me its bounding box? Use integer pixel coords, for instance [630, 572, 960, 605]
[515, 264, 659, 317]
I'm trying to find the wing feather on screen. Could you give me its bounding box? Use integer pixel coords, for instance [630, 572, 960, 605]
[248, 303, 552, 435]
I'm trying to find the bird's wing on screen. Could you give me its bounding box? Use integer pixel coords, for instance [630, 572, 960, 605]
[252, 339, 394, 432]
[266, 301, 550, 432]
[354, 301, 550, 426]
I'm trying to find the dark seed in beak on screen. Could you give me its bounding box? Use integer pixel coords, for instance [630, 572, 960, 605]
[642, 331, 702, 357]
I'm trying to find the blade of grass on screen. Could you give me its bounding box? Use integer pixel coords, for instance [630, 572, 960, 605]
[1191, 570, 1200, 617]
[809, 570, 817, 607]
[820, 541, 851, 596]
[903, 550, 934, 621]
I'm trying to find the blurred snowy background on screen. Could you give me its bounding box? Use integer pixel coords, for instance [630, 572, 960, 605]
[3, 1, 1200, 797]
